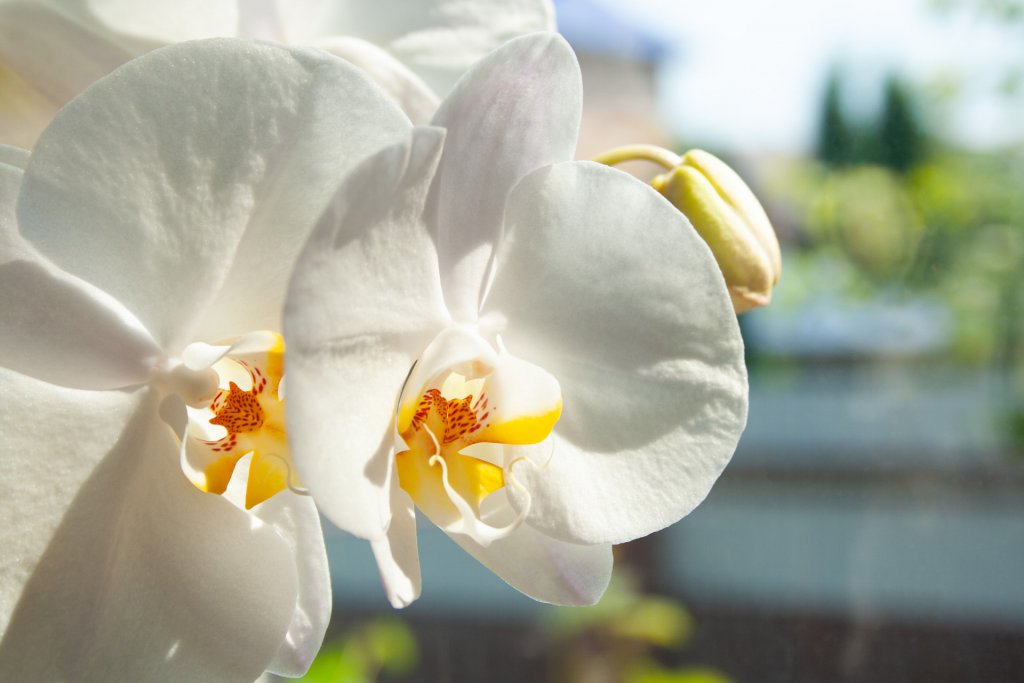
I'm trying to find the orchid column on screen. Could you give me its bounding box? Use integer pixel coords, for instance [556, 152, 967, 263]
[284, 33, 750, 609]
[0, 39, 409, 681]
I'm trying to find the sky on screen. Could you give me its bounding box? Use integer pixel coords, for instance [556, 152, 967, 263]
[556, 0, 1024, 153]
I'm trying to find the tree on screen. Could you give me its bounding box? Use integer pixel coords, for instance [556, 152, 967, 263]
[816, 69, 857, 167]
[877, 75, 927, 173]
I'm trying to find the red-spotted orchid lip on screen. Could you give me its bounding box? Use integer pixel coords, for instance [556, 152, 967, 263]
[393, 328, 561, 546]
[181, 331, 301, 510]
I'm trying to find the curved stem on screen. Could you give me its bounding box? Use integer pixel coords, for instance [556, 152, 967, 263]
[592, 144, 683, 169]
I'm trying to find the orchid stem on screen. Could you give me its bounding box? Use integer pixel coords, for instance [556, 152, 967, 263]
[593, 144, 682, 170]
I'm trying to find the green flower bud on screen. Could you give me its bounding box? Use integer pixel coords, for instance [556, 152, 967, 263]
[653, 150, 781, 313]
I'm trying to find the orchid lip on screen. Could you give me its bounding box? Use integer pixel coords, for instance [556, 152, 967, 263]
[180, 331, 306, 510]
[392, 330, 563, 547]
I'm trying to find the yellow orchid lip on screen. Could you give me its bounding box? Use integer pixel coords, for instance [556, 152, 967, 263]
[393, 351, 563, 543]
[184, 332, 296, 509]
[397, 383, 506, 519]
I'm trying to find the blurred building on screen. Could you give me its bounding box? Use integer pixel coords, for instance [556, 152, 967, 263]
[556, 0, 677, 175]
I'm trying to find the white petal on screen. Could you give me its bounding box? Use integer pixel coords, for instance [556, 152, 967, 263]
[18, 38, 409, 352]
[445, 492, 612, 606]
[0, 145, 29, 170]
[284, 128, 449, 540]
[483, 162, 749, 545]
[277, 0, 556, 98]
[236, 0, 286, 41]
[370, 482, 422, 609]
[0, 154, 160, 389]
[253, 491, 331, 678]
[0, 2, 136, 147]
[56, 0, 238, 43]
[428, 32, 581, 321]
[0, 259, 164, 389]
[0, 368, 144, 639]
[316, 36, 439, 124]
[0, 154, 26, 255]
[0, 378, 299, 682]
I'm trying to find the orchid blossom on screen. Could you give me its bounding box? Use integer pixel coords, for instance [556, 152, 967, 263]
[0, 0, 554, 147]
[0, 38, 410, 681]
[283, 33, 749, 609]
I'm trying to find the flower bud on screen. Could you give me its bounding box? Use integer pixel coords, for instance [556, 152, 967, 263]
[652, 150, 781, 313]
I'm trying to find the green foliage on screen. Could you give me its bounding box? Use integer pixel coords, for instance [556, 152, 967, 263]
[809, 165, 926, 281]
[902, 149, 1024, 366]
[545, 571, 732, 683]
[625, 661, 735, 683]
[931, 0, 1024, 22]
[300, 618, 418, 683]
[760, 139, 1024, 371]
[546, 572, 694, 648]
[909, 150, 1024, 239]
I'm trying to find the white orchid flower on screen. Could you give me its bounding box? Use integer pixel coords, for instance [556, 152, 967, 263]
[283, 33, 749, 609]
[0, 0, 554, 146]
[0, 38, 409, 681]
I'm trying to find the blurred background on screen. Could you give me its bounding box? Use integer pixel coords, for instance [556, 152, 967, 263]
[296, 1, 1024, 680]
